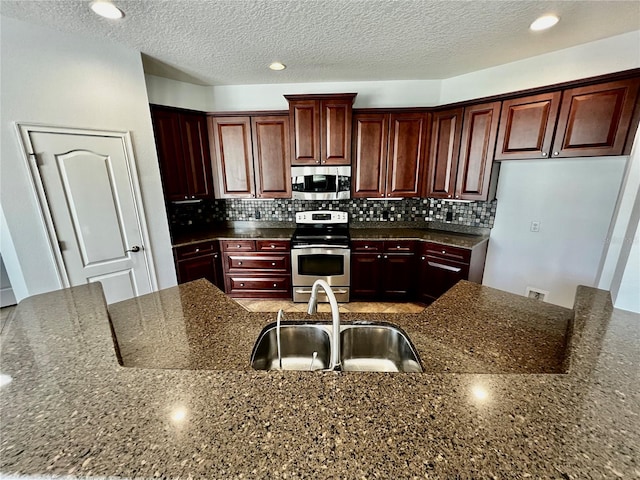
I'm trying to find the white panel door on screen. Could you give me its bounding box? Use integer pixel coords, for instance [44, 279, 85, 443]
[24, 130, 154, 304]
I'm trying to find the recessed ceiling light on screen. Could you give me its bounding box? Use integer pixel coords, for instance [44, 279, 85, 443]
[269, 62, 286, 71]
[90, 1, 124, 19]
[530, 14, 559, 31]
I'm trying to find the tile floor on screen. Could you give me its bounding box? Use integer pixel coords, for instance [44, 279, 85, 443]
[234, 299, 426, 314]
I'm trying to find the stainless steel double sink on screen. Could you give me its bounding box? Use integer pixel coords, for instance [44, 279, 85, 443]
[250, 321, 423, 373]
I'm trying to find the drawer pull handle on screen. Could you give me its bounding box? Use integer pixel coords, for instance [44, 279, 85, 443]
[271, 262, 276, 266]
[237, 244, 241, 248]
[273, 283, 277, 287]
[238, 261, 243, 265]
[195, 248, 200, 253]
[365, 245, 369, 249]
[442, 250, 446, 254]
[240, 283, 245, 287]
[397, 245, 401, 249]
[428, 261, 461, 273]
[271, 245, 276, 249]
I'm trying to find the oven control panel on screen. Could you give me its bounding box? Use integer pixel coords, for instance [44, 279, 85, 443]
[295, 210, 348, 224]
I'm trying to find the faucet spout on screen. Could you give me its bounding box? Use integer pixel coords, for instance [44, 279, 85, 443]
[307, 279, 341, 369]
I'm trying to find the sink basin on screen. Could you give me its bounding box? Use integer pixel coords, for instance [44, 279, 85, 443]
[340, 324, 423, 373]
[250, 321, 422, 372]
[250, 323, 331, 371]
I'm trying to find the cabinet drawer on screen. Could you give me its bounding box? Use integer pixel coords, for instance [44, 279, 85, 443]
[383, 240, 416, 253]
[421, 242, 471, 263]
[224, 254, 290, 272]
[174, 241, 218, 260]
[221, 240, 255, 252]
[351, 241, 383, 253]
[256, 240, 291, 251]
[225, 275, 291, 298]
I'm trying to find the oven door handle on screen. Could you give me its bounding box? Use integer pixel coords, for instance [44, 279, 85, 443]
[295, 288, 349, 295]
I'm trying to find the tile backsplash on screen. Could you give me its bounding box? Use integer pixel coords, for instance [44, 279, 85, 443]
[169, 198, 497, 230]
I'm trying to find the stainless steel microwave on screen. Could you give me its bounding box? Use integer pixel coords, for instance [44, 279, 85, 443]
[291, 166, 351, 200]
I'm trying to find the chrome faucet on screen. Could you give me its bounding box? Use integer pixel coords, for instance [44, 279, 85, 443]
[307, 279, 341, 370]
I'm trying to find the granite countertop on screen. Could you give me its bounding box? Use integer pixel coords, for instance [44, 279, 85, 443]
[1, 280, 638, 478]
[172, 225, 488, 249]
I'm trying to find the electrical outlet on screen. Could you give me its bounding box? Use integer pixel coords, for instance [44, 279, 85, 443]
[525, 286, 548, 301]
[255, 210, 261, 219]
[382, 210, 389, 220]
[530, 221, 540, 232]
[446, 211, 453, 221]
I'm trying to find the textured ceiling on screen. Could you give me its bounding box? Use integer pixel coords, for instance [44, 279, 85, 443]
[1, 0, 639, 86]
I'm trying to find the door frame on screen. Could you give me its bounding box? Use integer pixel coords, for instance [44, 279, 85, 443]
[14, 122, 158, 293]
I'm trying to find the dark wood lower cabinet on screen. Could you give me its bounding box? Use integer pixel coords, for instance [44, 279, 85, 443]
[351, 241, 416, 301]
[174, 241, 224, 289]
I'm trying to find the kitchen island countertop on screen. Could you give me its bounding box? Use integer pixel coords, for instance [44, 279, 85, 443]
[1, 280, 638, 478]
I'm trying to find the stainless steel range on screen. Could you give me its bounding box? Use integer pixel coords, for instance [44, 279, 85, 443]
[291, 210, 350, 303]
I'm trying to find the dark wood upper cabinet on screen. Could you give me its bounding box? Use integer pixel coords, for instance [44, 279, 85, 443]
[495, 78, 640, 160]
[180, 113, 214, 199]
[352, 112, 427, 198]
[425, 108, 463, 199]
[494, 92, 561, 160]
[455, 101, 501, 201]
[352, 113, 389, 198]
[209, 116, 255, 198]
[285, 94, 356, 166]
[425, 103, 499, 201]
[210, 114, 291, 199]
[552, 78, 640, 157]
[386, 113, 429, 197]
[251, 115, 291, 198]
[150, 106, 213, 202]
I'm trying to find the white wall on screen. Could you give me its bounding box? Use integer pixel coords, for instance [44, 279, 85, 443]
[440, 31, 640, 104]
[616, 220, 640, 313]
[145, 75, 214, 111]
[0, 254, 16, 307]
[0, 16, 177, 301]
[483, 158, 626, 308]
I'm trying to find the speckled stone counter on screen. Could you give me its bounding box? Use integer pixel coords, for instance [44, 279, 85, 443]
[1, 280, 638, 478]
[172, 225, 487, 249]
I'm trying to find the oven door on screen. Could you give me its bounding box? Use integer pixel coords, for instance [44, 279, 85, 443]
[291, 247, 350, 302]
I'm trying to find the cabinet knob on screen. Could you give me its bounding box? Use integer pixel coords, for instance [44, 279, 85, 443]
[271, 262, 276, 266]
[448, 195, 452, 198]
[364, 245, 369, 249]
[442, 250, 446, 254]
[195, 248, 200, 253]
[271, 245, 275, 249]
[273, 283, 277, 287]
[184, 196, 188, 199]
[191, 196, 195, 199]
[553, 152, 559, 156]
[240, 283, 245, 287]
[316, 160, 320, 164]
[396, 245, 401, 249]
[239, 261, 243, 265]
[237, 244, 241, 248]
[383, 255, 388, 259]
[377, 255, 381, 259]
[542, 152, 548, 157]
[213, 254, 218, 258]
[455, 196, 460, 199]
[421, 256, 425, 260]
[381, 194, 384, 197]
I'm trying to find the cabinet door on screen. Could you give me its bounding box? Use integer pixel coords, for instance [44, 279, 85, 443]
[425, 109, 463, 199]
[351, 252, 382, 299]
[177, 253, 223, 289]
[321, 99, 353, 165]
[420, 256, 469, 302]
[552, 78, 640, 157]
[209, 116, 255, 198]
[386, 113, 428, 198]
[150, 107, 190, 201]
[381, 253, 415, 300]
[455, 102, 501, 201]
[352, 113, 389, 198]
[494, 92, 561, 160]
[289, 100, 320, 165]
[251, 115, 291, 198]
[181, 113, 214, 199]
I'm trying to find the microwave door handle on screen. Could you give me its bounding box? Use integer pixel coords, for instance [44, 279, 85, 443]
[335, 168, 339, 199]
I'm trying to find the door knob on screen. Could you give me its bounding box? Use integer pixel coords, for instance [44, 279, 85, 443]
[126, 245, 141, 253]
